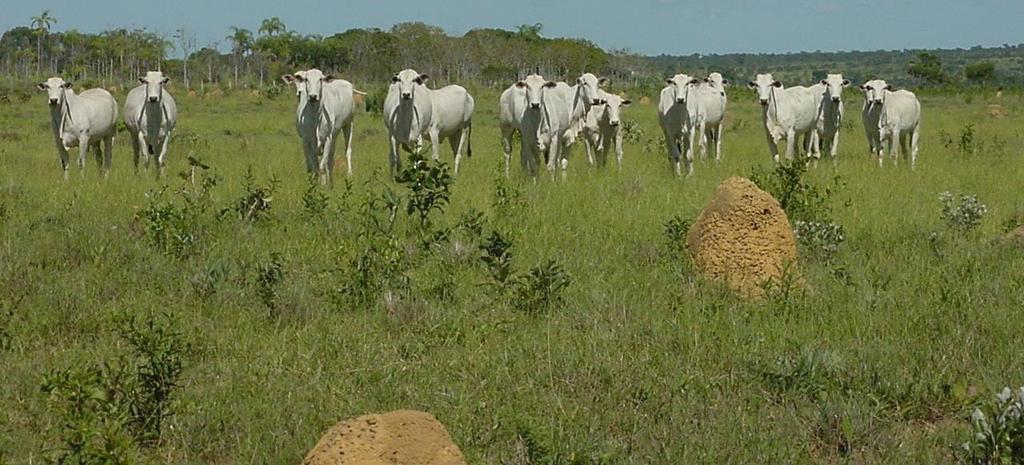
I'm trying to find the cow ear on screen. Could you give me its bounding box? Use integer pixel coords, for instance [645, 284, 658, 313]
[139, 77, 147, 84]
[417, 74, 429, 84]
[666, 78, 674, 85]
[576, 77, 583, 85]
[281, 74, 295, 84]
[391, 75, 400, 83]
[324, 75, 336, 82]
[515, 81, 526, 88]
[621, 99, 632, 106]
[36, 82, 48, 91]
[703, 77, 711, 83]
[161, 77, 170, 85]
[721, 79, 729, 86]
[598, 77, 609, 86]
[820, 79, 828, 85]
[771, 80, 782, 88]
[859, 84, 867, 91]
[688, 78, 700, 85]
[543, 81, 557, 88]
[842, 79, 850, 87]
[747, 81, 756, 89]
[62, 82, 73, 89]
[884, 85, 894, 91]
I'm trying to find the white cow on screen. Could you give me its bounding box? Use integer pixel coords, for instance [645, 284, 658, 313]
[124, 71, 178, 176]
[582, 90, 631, 169]
[812, 73, 849, 159]
[499, 82, 528, 177]
[282, 69, 359, 183]
[384, 69, 432, 174]
[658, 73, 700, 176]
[859, 79, 888, 157]
[427, 84, 475, 175]
[748, 73, 821, 162]
[37, 77, 118, 179]
[517, 74, 572, 177]
[693, 72, 729, 161]
[550, 73, 605, 172]
[874, 84, 921, 167]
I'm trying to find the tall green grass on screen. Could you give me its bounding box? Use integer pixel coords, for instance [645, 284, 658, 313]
[1, 85, 1023, 464]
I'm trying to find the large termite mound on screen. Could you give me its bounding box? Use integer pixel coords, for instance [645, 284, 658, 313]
[686, 177, 798, 297]
[302, 410, 466, 465]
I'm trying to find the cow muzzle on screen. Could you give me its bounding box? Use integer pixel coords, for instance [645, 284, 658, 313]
[309, 94, 320, 102]
[831, 97, 840, 103]
[401, 93, 412, 100]
[530, 102, 541, 109]
[609, 120, 620, 127]
[48, 98, 59, 105]
[873, 99, 883, 105]
[675, 98, 685, 104]
[759, 99, 769, 106]
[592, 99, 605, 105]
[148, 96, 159, 103]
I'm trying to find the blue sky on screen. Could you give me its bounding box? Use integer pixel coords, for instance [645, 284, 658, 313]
[2, 0, 1022, 56]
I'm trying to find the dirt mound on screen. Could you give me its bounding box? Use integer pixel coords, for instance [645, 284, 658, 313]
[988, 104, 1007, 119]
[686, 177, 798, 297]
[303, 410, 466, 465]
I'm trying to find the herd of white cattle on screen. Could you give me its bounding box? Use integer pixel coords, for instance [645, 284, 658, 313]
[35, 68, 922, 181]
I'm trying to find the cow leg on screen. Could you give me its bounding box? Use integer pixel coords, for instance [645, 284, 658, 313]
[301, 139, 317, 175]
[714, 124, 724, 161]
[664, 133, 681, 177]
[697, 120, 708, 159]
[103, 135, 113, 178]
[584, 136, 595, 166]
[784, 129, 797, 161]
[830, 128, 840, 159]
[910, 125, 920, 169]
[547, 136, 561, 178]
[76, 136, 91, 176]
[56, 142, 70, 180]
[319, 135, 337, 185]
[501, 127, 514, 178]
[156, 135, 171, 179]
[343, 122, 355, 177]
[765, 130, 780, 163]
[614, 129, 624, 170]
[429, 128, 441, 162]
[890, 128, 901, 166]
[453, 129, 466, 175]
[129, 131, 141, 173]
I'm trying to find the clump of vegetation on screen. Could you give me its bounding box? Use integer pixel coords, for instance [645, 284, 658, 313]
[491, 168, 524, 219]
[301, 176, 329, 219]
[750, 161, 840, 224]
[663, 215, 691, 259]
[225, 166, 278, 223]
[395, 152, 453, 227]
[135, 160, 218, 259]
[794, 220, 846, 262]
[960, 386, 1024, 464]
[511, 260, 572, 315]
[480, 230, 514, 287]
[939, 191, 987, 232]
[254, 253, 284, 315]
[41, 314, 192, 462]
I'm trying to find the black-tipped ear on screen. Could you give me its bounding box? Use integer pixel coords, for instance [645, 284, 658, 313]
[417, 73, 429, 83]
[161, 77, 170, 85]
[859, 83, 868, 91]
[324, 75, 336, 82]
[688, 78, 700, 85]
[515, 81, 526, 88]
[621, 99, 632, 106]
[62, 82, 73, 89]
[391, 75, 400, 83]
[884, 85, 894, 91]
[282, 74, 296, 84]
[820, 79, 828, 85]
[842, 79, 850, 86]
[666, 78, 674, 85]
[543, 81, 557, 88]
[139, 77, 147, 84]
[576, 77, 583, 85]
[703, 77, 711, 83]
[771, 80, 782, 88]
[37, 83, 48, 91]
[721, 79, 729, 85]
[747, 81, 756, 89]
[598, 77, 609, 86]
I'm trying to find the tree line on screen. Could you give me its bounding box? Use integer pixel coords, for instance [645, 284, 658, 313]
[2, 10, 1021, 95]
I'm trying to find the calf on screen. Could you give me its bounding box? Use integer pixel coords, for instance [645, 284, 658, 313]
[813, 73, 850, 159]
[875, 85, 921, 167]
[517, 74, 572, 177]
[859, 79, 888, 157]
[582, 90, 631, 169]
[693, 72, 729, 161]
[748, 73, 820, 162]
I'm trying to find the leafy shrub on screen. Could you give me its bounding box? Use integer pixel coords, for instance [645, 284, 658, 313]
[480, 230, 514, 287]
[41, 364, 136, 465]
[225, 167, 278, 223]
[750, 161, 840, 224]
[254, 253, 284, 315]
[301, 176, 329, 219]
[620, 119, 645, 145]
[135, 162, 217, 259]
[114, 313, 193, 444]
[663, 215, 691, 259]
[491, 168, 524, 219]
[395, 152, 453, 227]
[794, 220, 846, 262]
[940, 191, 987, 232]
[511, 260, 572, 315]
[189, 259, 232, 299]
[961, 386, 1024, 464]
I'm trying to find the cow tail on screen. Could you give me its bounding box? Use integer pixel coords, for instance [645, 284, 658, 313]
[466, 122, 473, 158]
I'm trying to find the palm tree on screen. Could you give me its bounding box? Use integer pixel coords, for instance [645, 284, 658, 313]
[226, 26, 253, 85]
[30, 10, 57, 75]
[258, 17, 286, 37]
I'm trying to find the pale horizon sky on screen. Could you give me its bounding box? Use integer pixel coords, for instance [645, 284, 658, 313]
[2, 0, 1022, 57]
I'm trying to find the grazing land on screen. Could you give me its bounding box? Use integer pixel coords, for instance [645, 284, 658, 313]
[1, 85, 1024, 464]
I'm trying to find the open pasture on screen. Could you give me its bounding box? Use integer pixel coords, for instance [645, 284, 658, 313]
[1, 85, 1024, 464]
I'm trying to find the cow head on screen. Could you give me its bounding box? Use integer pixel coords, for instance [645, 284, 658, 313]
[705, 72, 728, 90]
[820, 73, 850, 103]
[748, 73, 781, 106]
[602, 93, 631, 127]
[283, 69, 335, 102]
[391, 69, 427, 101]
[37, 77, 73, 106]
[859, 79, 888, 105]
[517, 74, 554, 110]
[665, 74, 699, 104]
[139, 71, 170, 103]
[576, 73, 608, 105]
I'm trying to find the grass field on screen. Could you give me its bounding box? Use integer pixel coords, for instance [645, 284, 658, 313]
[2, 83, 1024, 464]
